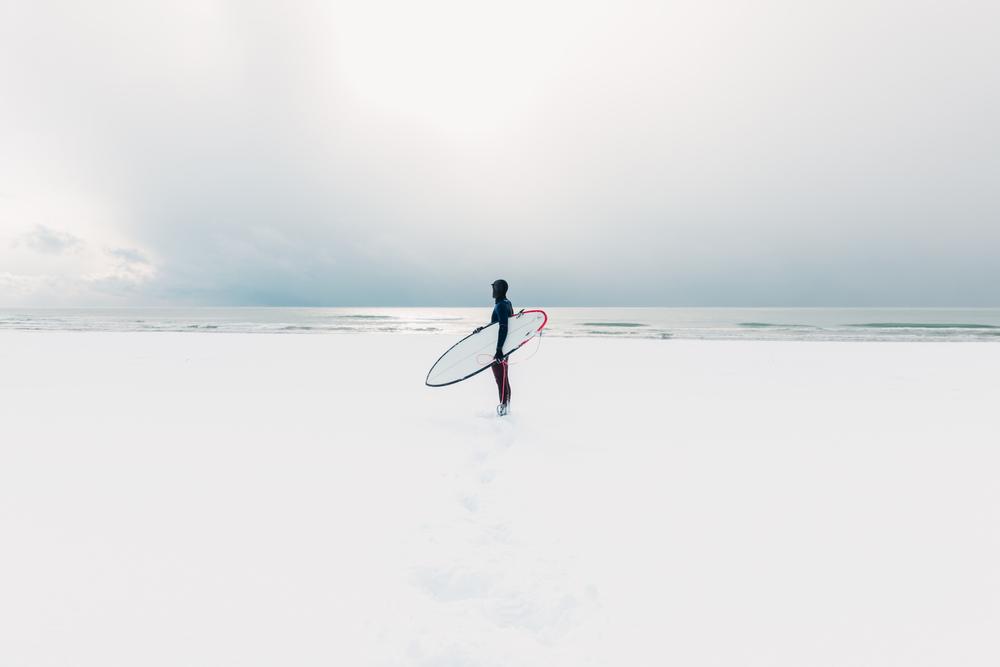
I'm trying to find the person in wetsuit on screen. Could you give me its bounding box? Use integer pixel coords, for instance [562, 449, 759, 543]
[474, 279, 513, 414]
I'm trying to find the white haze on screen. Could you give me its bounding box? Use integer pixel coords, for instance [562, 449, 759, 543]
[1, 0, 998, 306]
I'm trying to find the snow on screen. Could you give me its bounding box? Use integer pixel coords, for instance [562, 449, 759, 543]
[1, 331, 998, 666]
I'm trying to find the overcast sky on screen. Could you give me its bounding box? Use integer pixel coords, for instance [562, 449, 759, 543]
[1, 0, 998, 306]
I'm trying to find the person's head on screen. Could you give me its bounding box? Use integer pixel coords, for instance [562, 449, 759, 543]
[491, 279, 508, 299]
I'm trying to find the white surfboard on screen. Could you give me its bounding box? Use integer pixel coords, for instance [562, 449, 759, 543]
[425, 309, 548, 387]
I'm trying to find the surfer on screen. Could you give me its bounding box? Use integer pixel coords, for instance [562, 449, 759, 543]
[425, 284, 543, 404]
[474, 279, 513, 415]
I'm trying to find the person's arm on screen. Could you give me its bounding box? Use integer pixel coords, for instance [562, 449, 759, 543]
[475, 306, 500, 334]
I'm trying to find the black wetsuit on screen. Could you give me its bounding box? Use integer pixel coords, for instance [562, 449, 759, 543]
[491, 297, 513, 404]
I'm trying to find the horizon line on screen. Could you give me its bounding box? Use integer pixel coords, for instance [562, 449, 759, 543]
[3, 305, 1000, 310]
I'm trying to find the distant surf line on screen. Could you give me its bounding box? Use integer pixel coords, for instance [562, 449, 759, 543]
[847, 322, 1000, 329]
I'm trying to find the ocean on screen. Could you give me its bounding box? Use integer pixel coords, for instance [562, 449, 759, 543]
[1, 307, 999, 342]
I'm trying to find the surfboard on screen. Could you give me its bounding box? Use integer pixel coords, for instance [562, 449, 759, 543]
[425, 309, 548, 387]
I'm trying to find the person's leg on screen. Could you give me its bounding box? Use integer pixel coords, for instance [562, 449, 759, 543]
[502, 362, 511, 405]
[491, 361, 505, 403]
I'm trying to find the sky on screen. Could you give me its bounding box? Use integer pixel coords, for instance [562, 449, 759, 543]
[1, 0, 998, 307]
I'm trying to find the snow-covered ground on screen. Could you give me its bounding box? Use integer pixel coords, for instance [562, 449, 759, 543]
[1, 331, 998, 666]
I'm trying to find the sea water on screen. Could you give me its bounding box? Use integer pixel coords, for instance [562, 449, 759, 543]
[2, 307, 999, 342]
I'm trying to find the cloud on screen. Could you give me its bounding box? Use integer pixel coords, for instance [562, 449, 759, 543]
[0, 272, 55, 298]
[106, 246, 149, 266]
[15, 225, 85, 255]
[1, 1, 998, 305]
[0, 228, 156, 305]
